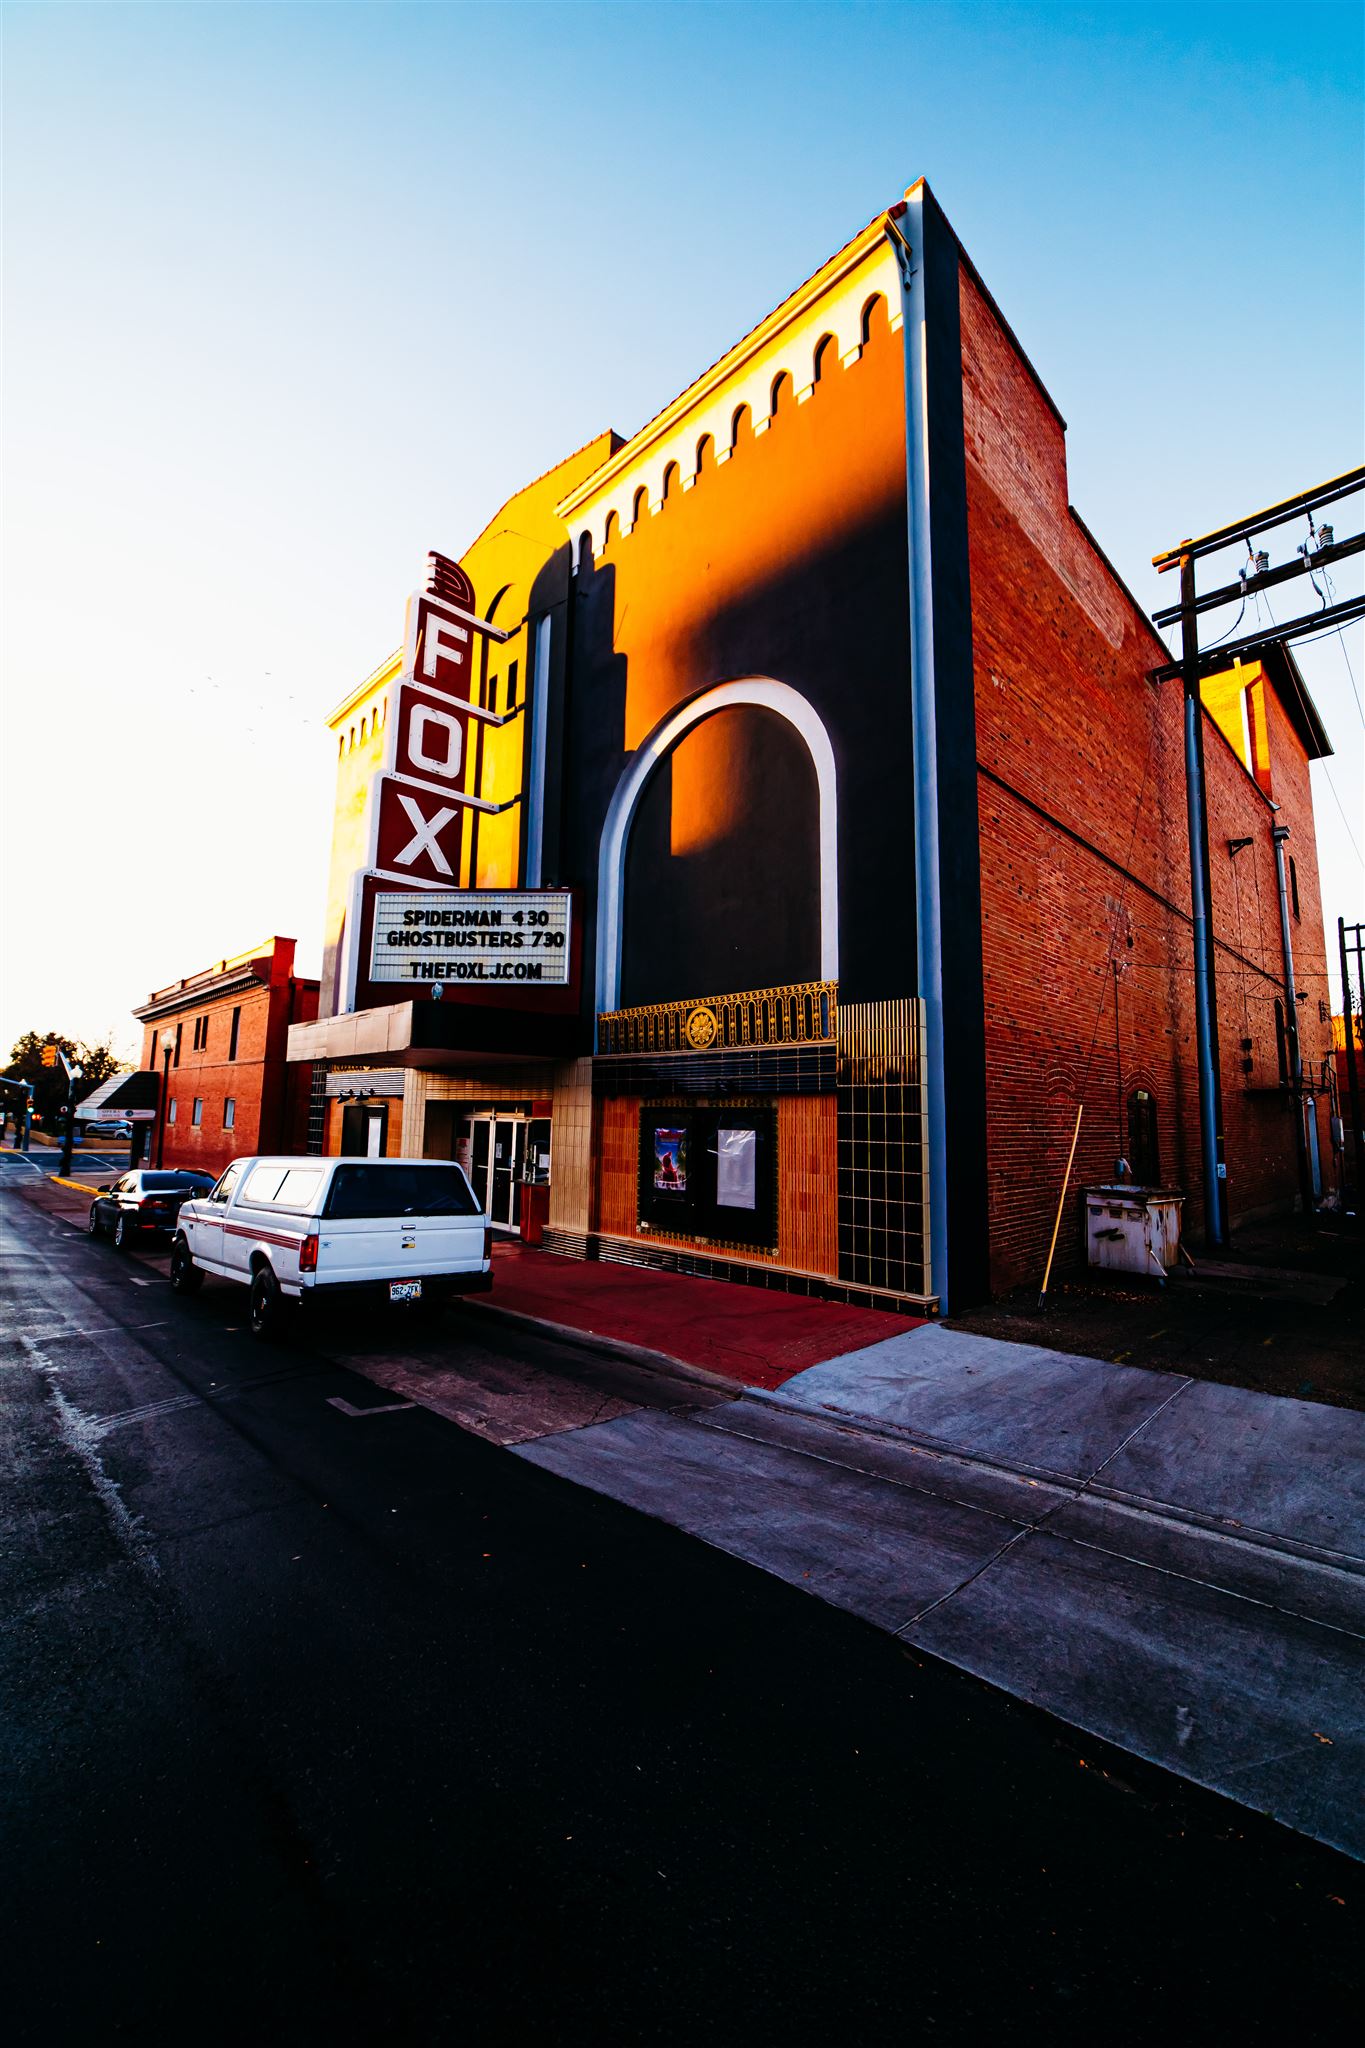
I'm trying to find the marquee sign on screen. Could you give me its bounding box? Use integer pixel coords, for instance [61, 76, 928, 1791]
[340, 550, 568, 1024]
[369, 889, 573, 986]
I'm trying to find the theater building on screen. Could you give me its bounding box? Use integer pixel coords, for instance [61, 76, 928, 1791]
[287, 181, 1336, 1311]
[135, 939, 319, 1177]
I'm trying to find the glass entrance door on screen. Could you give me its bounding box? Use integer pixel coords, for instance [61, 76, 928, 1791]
[490, 1117, 526, 1229]
[468, 1114, 526, 1229]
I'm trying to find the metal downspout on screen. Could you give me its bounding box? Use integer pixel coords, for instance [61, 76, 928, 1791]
[1271, 824, 1313, 1213]
[888, 197, 950, 1310]
[1179, 555, 1228, 1246]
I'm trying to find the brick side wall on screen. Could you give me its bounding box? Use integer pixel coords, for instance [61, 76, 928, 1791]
[960, 268, 1332, 1292]
[142, 986, 274, 1177]
[139, 968, 319, 1178]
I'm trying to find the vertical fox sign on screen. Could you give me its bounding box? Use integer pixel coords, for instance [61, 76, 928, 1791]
[370, 553, 513, 889]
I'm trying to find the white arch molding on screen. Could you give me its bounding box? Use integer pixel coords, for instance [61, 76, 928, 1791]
[595, 678, 839, 1015]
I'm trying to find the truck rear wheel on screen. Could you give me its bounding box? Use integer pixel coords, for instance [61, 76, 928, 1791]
[169, 1236, 203, 1295]
[249, 1265, 287, 1342]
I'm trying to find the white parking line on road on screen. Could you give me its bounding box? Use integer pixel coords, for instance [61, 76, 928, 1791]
[327, 1396, 417, 1418]
[9, 1322, 169, 1344]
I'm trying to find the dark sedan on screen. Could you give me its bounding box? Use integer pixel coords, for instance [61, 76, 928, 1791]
[88, 1170, 217, 1250]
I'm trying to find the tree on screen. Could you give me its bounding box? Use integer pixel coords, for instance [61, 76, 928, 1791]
[6, 1031, 129, 1125]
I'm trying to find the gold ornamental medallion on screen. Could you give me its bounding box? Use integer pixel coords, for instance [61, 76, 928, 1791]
[685, 1005, 718, 1050]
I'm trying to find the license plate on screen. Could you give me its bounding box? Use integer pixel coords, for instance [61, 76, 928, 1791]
[389, 1280, 422, 1303]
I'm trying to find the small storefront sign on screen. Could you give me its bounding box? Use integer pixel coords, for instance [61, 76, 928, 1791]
[368, 888, 574, 986]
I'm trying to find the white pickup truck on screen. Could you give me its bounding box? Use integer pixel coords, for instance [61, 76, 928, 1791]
[170, 1155, 492, 1339]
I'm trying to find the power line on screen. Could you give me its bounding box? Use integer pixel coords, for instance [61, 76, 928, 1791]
[1318, 761, 1365, 870]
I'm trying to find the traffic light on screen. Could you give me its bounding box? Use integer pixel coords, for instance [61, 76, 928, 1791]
[40, 1044, 58, 1068]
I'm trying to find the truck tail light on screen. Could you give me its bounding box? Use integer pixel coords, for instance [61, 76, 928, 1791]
[300, 1234, 319, 1272]
[483, 1227, 493, 1262]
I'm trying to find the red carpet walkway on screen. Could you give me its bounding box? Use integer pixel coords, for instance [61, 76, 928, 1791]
[483, 1241, 924, 1390]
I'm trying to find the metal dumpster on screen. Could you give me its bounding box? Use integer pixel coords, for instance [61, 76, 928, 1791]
[1083, 1185, 1184, 1280]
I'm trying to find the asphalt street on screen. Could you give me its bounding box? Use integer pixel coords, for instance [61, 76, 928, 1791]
[2, 1172, 1360, 2045]
[0, 1142, 134, 1178]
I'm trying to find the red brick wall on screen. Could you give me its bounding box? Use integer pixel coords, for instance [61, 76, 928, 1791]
[960, 268, 1332, 1292]
[139, 972, 319, 1178]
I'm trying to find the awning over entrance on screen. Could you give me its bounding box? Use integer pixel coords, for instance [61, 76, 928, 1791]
[75, 1070, 162, 1119]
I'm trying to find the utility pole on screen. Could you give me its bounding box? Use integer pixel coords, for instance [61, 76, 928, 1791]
[1178, 548, 1228, 1246]
[1343, 918, 1365, 1205]
[1152, 467, 1365, 1250]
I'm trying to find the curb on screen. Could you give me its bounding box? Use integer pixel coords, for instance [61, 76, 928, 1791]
[463, 1298, 1365, 1586]
[48, 1175, 101, 1195]
[457, 1295, 758, 1400]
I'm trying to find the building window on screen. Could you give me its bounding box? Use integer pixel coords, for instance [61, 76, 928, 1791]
[191, 1016, 209, 1051]
[228, 1005, 241, 1061]
[506, 659, 519, 710]
[167, 1099, 177, 1124]
[223, 1098, 236, 1130]
[1289, 855, 1300, 921]
[1274, 999, 1289, 1084]
[360, 715, 368, 744]
[1126, 1089, 1160, 1187]
[174, 1023, 182, 1067]
[192, 1099, 203, 1127]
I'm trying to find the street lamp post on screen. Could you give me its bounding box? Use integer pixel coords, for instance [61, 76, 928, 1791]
[157, 1034, 176, 1169]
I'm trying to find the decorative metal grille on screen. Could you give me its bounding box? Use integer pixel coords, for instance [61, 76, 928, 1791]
[597, 980, 836, 1057]
[305, 1063, 329, 1156]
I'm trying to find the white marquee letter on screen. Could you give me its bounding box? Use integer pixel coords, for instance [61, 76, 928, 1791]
[410, 702, 463, 779]
[395, 793, 457, 875]
[422, 616, 469, 680]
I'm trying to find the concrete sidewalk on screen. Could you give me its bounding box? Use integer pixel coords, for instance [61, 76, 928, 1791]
[517, 1318, 1365, 1859]
[475, 1239, 924, 1388]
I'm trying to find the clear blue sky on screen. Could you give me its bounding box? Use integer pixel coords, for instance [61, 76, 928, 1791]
[3, 1, 1361, 1055]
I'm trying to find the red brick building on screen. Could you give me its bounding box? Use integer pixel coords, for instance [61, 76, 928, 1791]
[135, 939, 318, 1177]
[290, 181, 1338, 1310]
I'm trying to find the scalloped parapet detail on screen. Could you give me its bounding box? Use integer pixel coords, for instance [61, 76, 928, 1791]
[559, 220, 903, 564]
